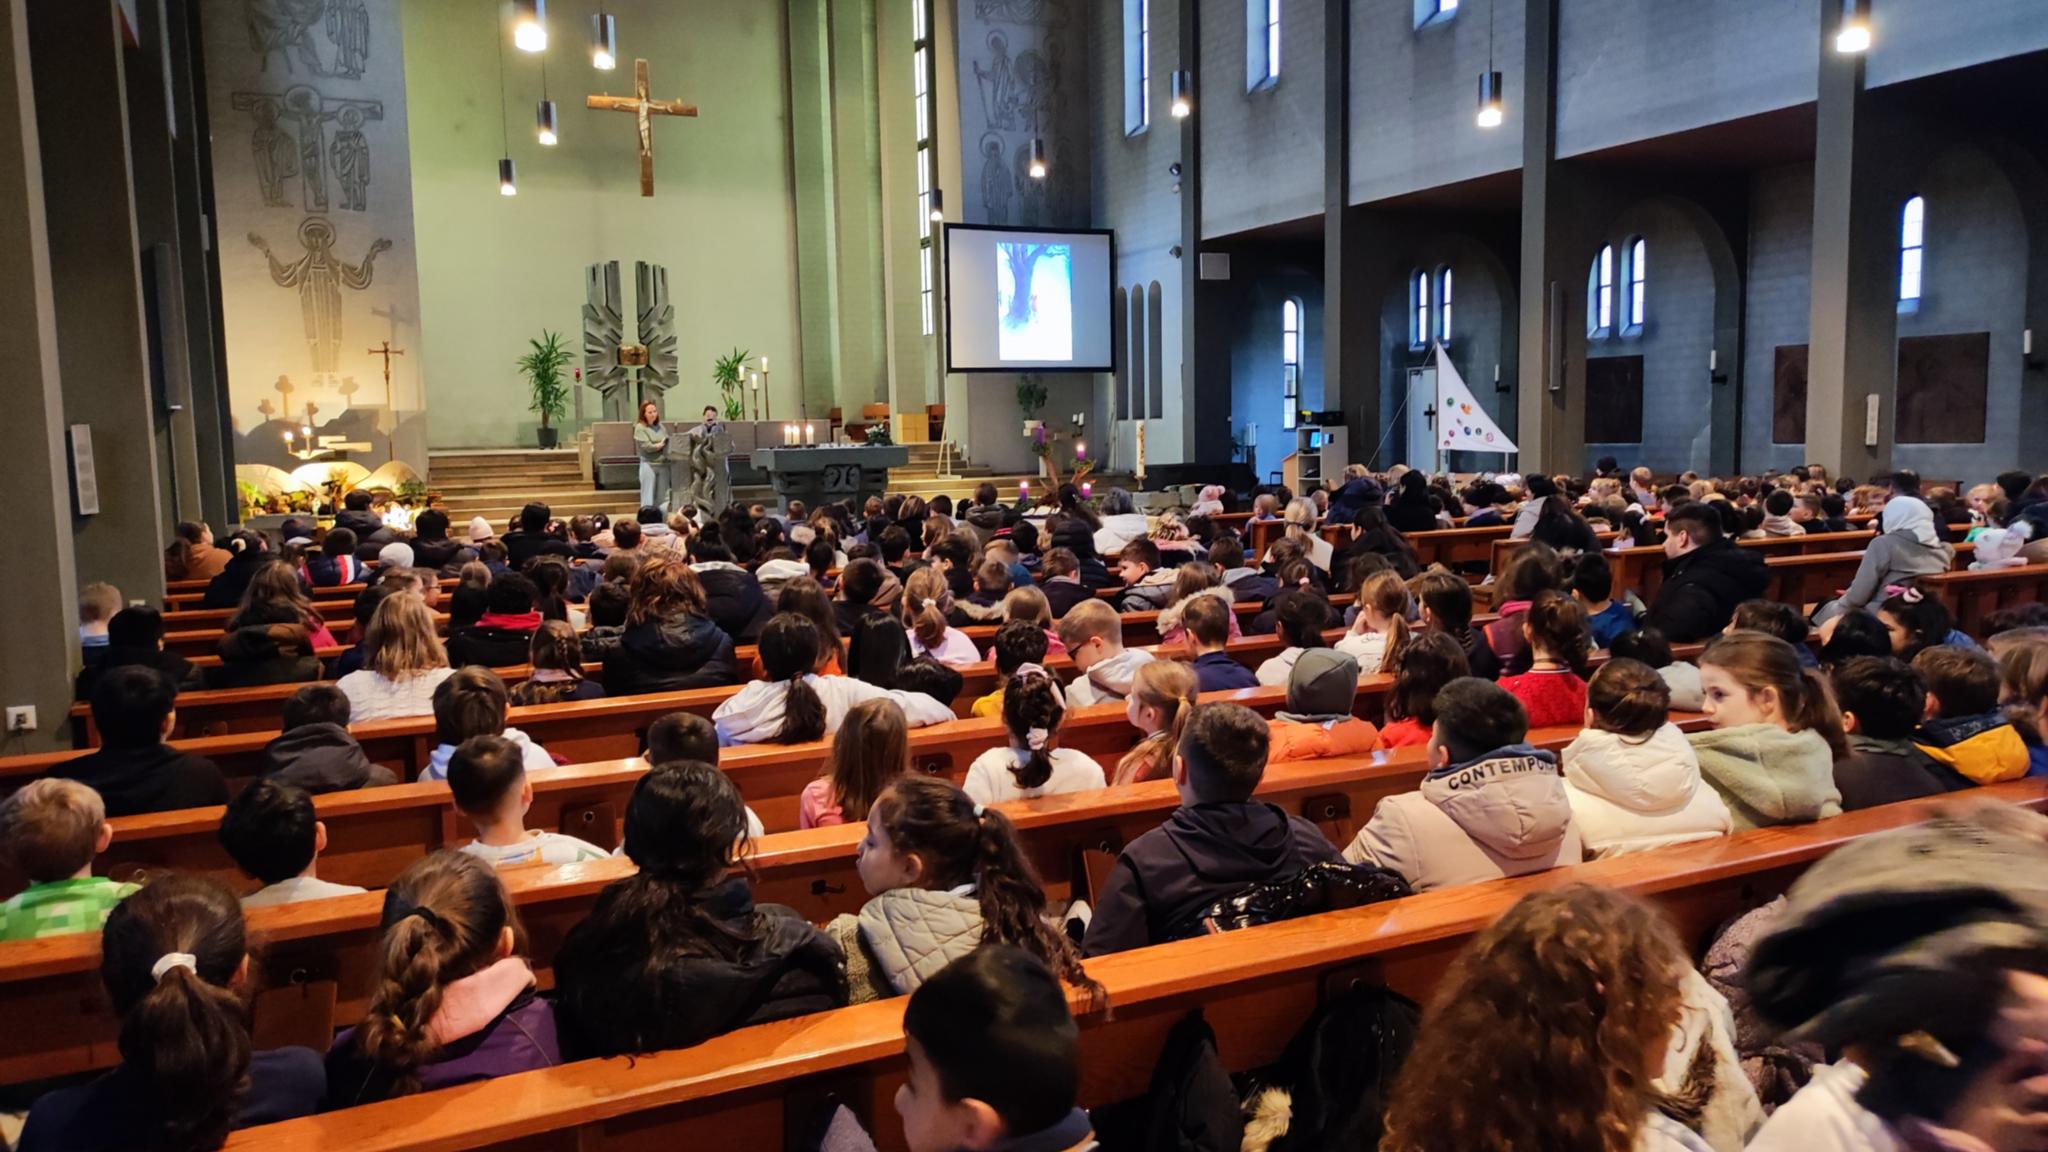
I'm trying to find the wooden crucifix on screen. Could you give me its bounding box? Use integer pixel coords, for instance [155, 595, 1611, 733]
[586, 58, 697, 197]
[366, 340, 404, 397]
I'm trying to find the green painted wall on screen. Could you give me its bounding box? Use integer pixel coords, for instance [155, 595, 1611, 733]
[403, 0, 804, 447]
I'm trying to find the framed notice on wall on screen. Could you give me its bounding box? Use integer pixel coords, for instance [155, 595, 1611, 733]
[68, 424, 99, 516]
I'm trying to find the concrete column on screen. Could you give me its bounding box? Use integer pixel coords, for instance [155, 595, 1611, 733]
[0, 0, 83, 752]
[1515, 0, 1581, 474]
[1321, 0, 1375, 467]
[827, 0, 887, 415]
[27, 0, 167, 605]
[1180, 0, 1231, 465]
[1803, 0, 1901, 479]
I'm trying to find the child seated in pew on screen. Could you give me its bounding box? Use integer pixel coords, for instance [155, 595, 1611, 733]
[957, 557, 1012, 621]
[219, 779, 368, 906]
[1561, 659, 1731, 858]
[325, 851, 561, 1103]
[1568, 551, 1637, 650]
[902, 567, 982, 667]
[1343, 678, 1582, 892]
[1256, 592, 1333, 687]
[641, 710, 766, 837]
[260, 683, 398, 793]
[715, 613, 955, 746]
[1878, 584, 1976, 661]
[1375, 630, 1470, 749]
[507, 620, 604, 706]
[553, 762, 847, 1057]
[1910, 645, 2031, 785]
[801, 699, 912, 829]
[14, 876, 327, 1151]
[894, 947, 1095, 1152]
[985, 538, 1033, 589]
[1730, 598, 1819, 667]
[1612, 627, 1703, 710]
[1412, 569, 1501, 680]
[1056, 599, 1155, 708]
[1688, 633, 1845, 830]
[1828, 656, 1972, 810]
[58, 666, 229, 817]
[1114, 538, 1178, 612]
[1986, 627, 2048, 777]
[1482, 543, 1563, 676]
[829, 775, 1100, 1004]
[0, 779, 137, 941]
[1084, 703, 1342, 956]
[991, 585, 1067, 660]
[1154, 562, 1240, 647]
[447, 735, 609, 867]
[1113, 659, 1198, 785]
[1181, 595, 1259, 693]
[420, 667, 558, 782]
[1337, 569, 1411, 674]
[1497, 591, 1592, 728]
[578, 580, 631, 664]
[972, 619, 1048, 719]
[1266, 650, 1381, 763]
[963, 665, 1108, 805]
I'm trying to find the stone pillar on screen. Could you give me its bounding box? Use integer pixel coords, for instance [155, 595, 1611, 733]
[1180, 0, 1231, 467]
[0, 0, 84, 751]
[1514, 0, 1580, 475]
[28, 0, 167, 606]
[1321, 0, 1373, 467]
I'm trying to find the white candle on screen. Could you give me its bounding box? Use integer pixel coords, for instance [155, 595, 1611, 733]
[804, 422, 816, 445]
[760, 356, 769, 372]
[1709, 349, 1719, 372]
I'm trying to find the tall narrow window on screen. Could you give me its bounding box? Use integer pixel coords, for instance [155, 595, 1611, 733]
[1414, 0, 1457, 29]
[1125, 0, 1151, 133]
[1626, 237, 1646, 330]
[1248, 0, 1280, 89]
[912, 0, 937, 335]
[1588, 244, 1614, 336]
[1412, 270, 1431, 348]
[1282, 298, 1301, 429]
[1900, 195, 1925, 304]
[1436, 266, 1454, 343]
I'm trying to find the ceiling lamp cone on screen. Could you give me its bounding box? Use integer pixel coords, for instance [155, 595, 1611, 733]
[1476, 70, 1504, 128]
[1170, 70, 1191, 118]
[928, 188, 944, 223]
[536, 99, 558, 145]
[1028, 137, 1047, 179]
[513, 0, 547, 52]
[591, 11, 616, 69]
[499, 156, 518, 196]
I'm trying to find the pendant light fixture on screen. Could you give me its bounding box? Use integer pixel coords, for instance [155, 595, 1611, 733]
[1475, 0, 1504, 128]
[496, 7, 517, 195]
[536, 52, 557, 145]
[1170, 70, 1192, 119]
[1834, 0, 1872, 53]
[928, 187, 945, 224]
[590, 5, 617, 70]
[513, 0, 547, 52]
[1028, 137, 1047, 180]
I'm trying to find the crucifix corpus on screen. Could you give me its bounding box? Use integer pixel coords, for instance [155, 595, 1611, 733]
[366, 340, 404, 396]
[586, 58, 697, 197]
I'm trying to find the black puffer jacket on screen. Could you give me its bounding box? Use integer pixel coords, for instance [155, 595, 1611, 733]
[1645, 537, 1770, 643]
[691, 563, 773, 645]
[553, 876, 847, 1059]
[604, 612, 738, 695]
[200, 551, 271, 609]
[208, 623, 322, 688]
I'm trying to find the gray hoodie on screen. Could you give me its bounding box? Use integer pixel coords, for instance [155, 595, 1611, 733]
[1344, 743, 1583, 892]
[1687, 724, 1842, 831]
[1065, 647, 1157, 709]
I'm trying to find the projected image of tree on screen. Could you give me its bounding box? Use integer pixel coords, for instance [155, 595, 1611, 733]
[995, 241, 1073, 362]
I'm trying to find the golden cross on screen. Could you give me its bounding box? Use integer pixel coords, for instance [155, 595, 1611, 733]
[366, 340, 404, 391]
[586, 58, 698, 197]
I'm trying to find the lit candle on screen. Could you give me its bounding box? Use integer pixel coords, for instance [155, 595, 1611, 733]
[1018, 479, 1029, 496]
[804, 422, 816, 445]
[760, 355, 769, 372]
[1081, 481, 1092, 497]
[301, 425, 312, 439]
[750, 371, 759, 391]
[283, 430, 295, 444]
[1074, 440, 1086, 460]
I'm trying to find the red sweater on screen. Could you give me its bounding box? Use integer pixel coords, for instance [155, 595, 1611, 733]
[1377, 717, 1432, 749]
[1497, 667, 1588, 729]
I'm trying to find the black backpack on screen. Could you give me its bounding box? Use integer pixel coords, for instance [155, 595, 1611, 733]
[1166, 861, 1413, 942]
[1242, 982, 1422, 1152]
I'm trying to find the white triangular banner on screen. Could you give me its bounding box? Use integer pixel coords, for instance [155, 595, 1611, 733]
[1435, 343, 1518, 454]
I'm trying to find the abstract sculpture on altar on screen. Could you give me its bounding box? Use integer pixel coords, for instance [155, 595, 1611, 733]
[583, 259, 681, 422]
[679, 425, 733, 512]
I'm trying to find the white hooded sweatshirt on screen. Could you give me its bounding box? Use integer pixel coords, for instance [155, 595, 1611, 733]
[1562, 724, 1733, 858]
[712, 674, 955, 745]
[1344, 743, 1583, 892]
[1065, 647, 1157, 709]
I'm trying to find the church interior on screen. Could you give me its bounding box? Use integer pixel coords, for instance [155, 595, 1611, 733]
[6, 0, 2048, 1149]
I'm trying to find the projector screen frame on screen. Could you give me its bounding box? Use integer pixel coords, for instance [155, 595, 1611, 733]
[941, 222, 1118, 376]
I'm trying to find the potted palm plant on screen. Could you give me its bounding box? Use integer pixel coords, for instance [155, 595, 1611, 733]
[519, 330, 572, 448]
[1017, 375, 1048, 437]
[713, 347, 752, 421]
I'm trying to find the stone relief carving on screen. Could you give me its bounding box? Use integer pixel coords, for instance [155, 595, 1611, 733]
[232, 85, 383, 212]
[329, 105, 371, 210]
[324, 0, 370, 79]
[974, 0, 1063, 27]
[979, 133, 1013, 225]
[249, 218, 391, 376]
[973, 32, 1015, 130]
[246, 0, 328, 75]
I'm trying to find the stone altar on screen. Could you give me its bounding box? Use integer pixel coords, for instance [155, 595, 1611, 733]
[749, 445, 908, 512]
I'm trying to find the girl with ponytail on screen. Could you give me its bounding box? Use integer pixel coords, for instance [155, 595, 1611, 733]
[1336, 568, 1412, 674]
[900, 566, 980, 665]
[832, 774, 1103, 1005]
[963, 664, 1107, 804]
[1115, 659, 1199, 784]
[713, 612, 955, 746]
[1498, 589, 1594, 727]
[327, 851, 556, 1103]
[19, 875, 325, 1152]
[1689, 631, 1847, 830]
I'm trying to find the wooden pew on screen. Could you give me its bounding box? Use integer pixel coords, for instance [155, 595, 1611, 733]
[1928, 565, 2048, 637]
[200, 778, 2048, 1152]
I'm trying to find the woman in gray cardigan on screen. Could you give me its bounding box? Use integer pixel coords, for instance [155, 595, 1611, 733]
[1814, 495, 1953, 624]
[634, 399, 669, 511]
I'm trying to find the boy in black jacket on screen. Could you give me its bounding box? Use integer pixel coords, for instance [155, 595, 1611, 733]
[1083, 703, 1339, 956]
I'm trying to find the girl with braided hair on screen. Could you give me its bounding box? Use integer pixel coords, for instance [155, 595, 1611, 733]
[962, 663, 1107, 804]
[831, 774, 1103, 1006]
[325, 851, 557, 1103]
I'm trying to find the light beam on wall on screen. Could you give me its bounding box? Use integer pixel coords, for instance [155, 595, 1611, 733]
[514, 0, 547, 52]
[591, 9, 616, 69]
[1835, 0, 1872, 53]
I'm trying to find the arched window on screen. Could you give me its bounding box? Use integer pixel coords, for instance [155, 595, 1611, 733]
[1412, 269, 1431, 348]
[1900, 195, 1924, 304]
[1588, 244, 1614, 336]
[1436, 266, 1454, 343]
[1282, 298, 1302, 429]
[1147, 280, 1165, 418]
[1624, 237, 1646, 331]
[1247, 0, 1281, 89]
[1127, 284, 1147, 419]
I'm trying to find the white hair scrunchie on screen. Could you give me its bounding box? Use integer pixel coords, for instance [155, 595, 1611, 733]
[151, 952, 199, 982]
[1025, 727, 1052, 752]
[972, 802, 987, 818]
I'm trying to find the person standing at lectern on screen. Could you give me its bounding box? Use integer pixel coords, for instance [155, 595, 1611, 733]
[636, 399, 670, 511]
[700, 405, 720, 435]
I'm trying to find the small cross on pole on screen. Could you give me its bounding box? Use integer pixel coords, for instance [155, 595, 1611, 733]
[367, 340, 405, 398]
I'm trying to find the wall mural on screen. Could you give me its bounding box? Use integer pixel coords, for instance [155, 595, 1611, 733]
[958, 0, 1083, 231]
[204, 0, 425, 475]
